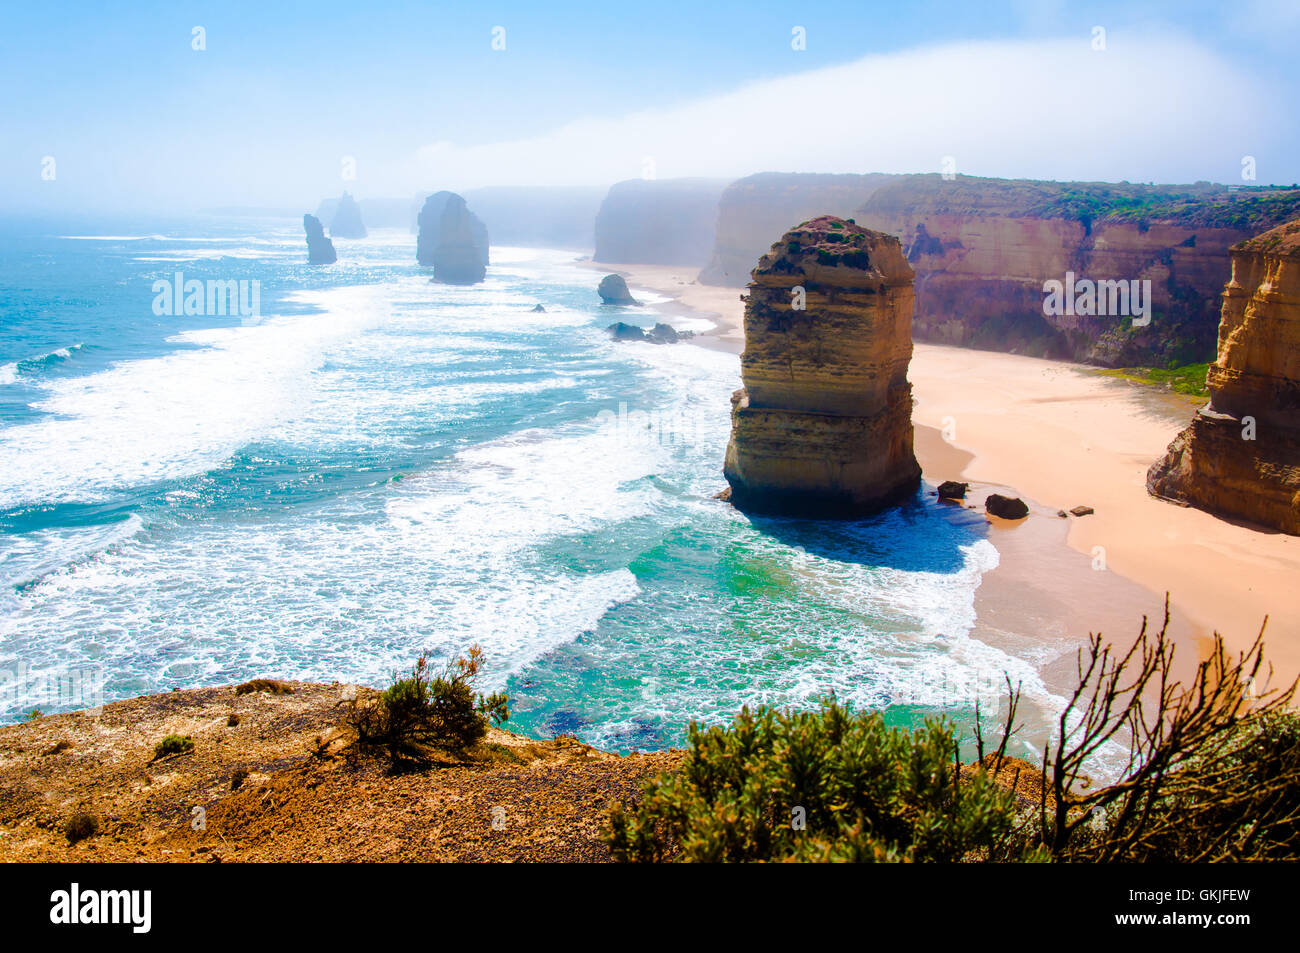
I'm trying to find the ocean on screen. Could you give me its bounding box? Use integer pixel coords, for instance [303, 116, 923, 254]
[0, 218, 1053, 751]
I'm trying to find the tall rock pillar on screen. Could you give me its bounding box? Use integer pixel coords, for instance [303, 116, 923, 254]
[723, 216, 922, 517]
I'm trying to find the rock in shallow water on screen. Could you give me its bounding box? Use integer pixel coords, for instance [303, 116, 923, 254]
[605, 321, 693, 344]
[937, 480, 969, 500]
[598, 274, 638, 304]
[722, 216, 922, 518]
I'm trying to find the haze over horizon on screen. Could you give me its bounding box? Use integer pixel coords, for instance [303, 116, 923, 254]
[5, 0, 1299, 217]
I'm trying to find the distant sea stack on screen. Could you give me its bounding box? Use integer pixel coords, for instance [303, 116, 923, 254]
[303, 214, 337, 264]
[723, 216, 922, 517]
[1147, 218, 1300, 534]
[593, 178, 730, 266]
[416, 191, 489, 284]
[328, 191, 367, 239]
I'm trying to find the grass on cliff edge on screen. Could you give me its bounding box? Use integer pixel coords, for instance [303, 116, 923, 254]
[1096, 362, 1210, 399]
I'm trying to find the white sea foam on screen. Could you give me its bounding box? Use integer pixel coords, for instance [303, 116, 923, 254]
[0, 287, 390, 508]
[1, 242, 1051, 752]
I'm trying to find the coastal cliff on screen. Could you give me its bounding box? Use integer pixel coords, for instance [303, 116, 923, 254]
[302, 214, 337, 264]
[699, 172, 898, 284]
[416, 191, 489, 284]
[463, 186, 604, 250]
[723, 216, 921, 517]
[1147, 218, 1300, 534]
[701, 173, 1300, 367]
[593, 178, 730, 266]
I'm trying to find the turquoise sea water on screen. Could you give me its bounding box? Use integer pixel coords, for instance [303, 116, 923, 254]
[0, 219, 1049, 750]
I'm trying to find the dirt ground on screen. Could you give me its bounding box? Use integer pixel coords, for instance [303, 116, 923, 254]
[0, 682, 682, 862]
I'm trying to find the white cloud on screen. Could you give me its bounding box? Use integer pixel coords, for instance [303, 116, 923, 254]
[414, 32, 1278, 188]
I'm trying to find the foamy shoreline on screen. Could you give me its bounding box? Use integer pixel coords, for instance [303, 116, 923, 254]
[583, 259, 1300, 687]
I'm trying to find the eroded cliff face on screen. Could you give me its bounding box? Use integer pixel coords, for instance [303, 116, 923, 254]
[853, 176, 1300, 366]
[723, 216, 921, 517]
[701, 173, 1300, 366]
[1147, 218, 1300, 534]
[593, 178, 730, 266]
[699, 172, 897, 285]
[416, 191, 489, 283]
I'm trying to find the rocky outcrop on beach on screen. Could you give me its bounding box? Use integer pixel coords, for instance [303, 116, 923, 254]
[303, 214, 337, 264]
[593, 178, 731, 266]
[597, 274, 637, 304]
[700, 173, 1300, 367]
[723, 216, 922, 517]
[0, 682, 679, 862]
[327, 191, 367, 239]
[1147, 218, 1300, 534]
[416, 191, 489, 284]
[699, 172, 898, 285]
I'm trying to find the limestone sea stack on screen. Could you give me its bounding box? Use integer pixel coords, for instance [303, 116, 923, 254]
[303, 214, 337, 264]
[416, 191, 489, 283]
[328, 191, 367, 238]
[1147, 218, 1300, 534]
[723, 216, 922, 517]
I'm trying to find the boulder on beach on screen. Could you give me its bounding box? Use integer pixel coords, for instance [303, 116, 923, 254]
[937, 480, 969, 500]
[303, 214, 337, 264]
[598, 274, 638, 304]
[1070, 505, 1095, 517]
[985, 494, 1029, 520]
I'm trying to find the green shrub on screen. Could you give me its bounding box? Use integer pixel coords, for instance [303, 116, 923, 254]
[349, 646, 510, 764]
[151, 734, 194, 761]
[607, 602, 1300, 863]
[605, 701, 1033, 863]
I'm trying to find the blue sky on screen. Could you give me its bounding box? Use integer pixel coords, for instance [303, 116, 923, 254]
[4, 1, 1298, 213]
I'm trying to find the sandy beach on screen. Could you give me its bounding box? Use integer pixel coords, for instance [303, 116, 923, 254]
[587, 261, 1300, 688]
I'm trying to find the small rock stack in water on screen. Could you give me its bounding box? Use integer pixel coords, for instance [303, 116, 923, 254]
[723, 216, 922, 517]
[1147, 217, 1300, 534]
